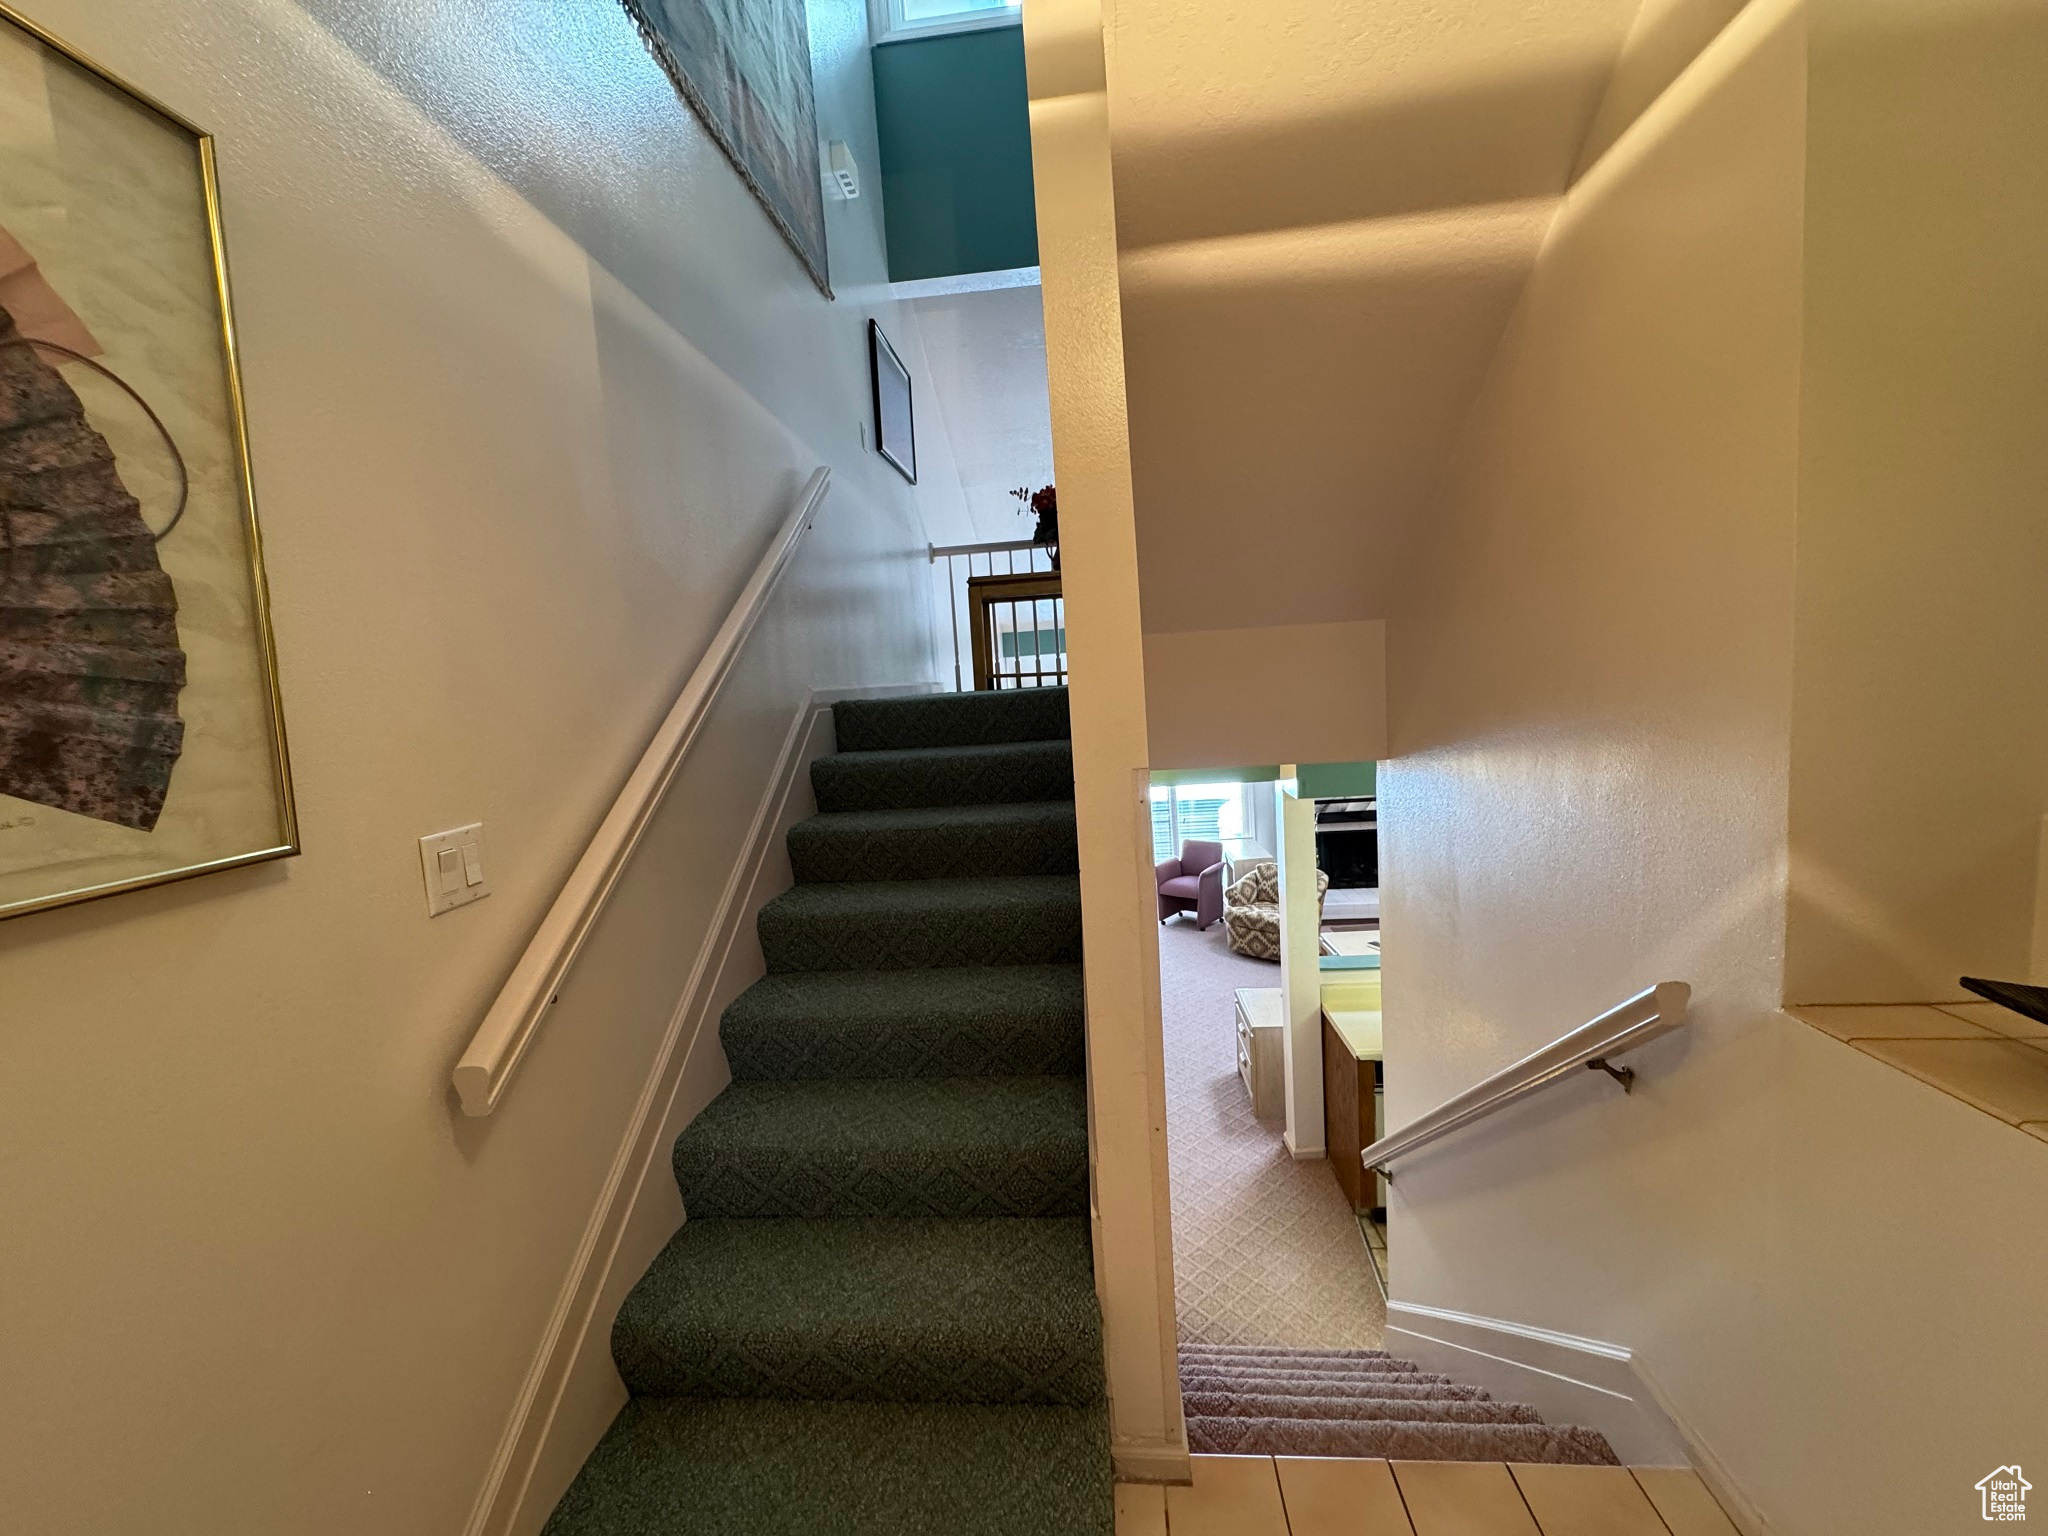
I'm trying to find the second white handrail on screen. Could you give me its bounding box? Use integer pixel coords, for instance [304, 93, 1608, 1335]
[451, 468, 831, 1117]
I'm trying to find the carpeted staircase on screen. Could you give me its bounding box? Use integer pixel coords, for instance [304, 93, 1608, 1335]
[545, 687, 1112, 1536]
[1180, 1343, 1619, 1463]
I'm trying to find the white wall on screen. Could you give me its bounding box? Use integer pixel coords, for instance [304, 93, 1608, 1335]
[1106, 0, 1655, 641]
[1026, 0, 1187, 1480]
[1143, 620, 1385, 772]
[1381, 2, 2048, 1531]
[910, 283, 1057, 544]
[0, 2, 956, 1532]
[1784, 0, 2048, 1005]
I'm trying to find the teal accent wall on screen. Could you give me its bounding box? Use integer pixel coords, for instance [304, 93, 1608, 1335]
[1149, 765, 1283, 787]
[1296, 761, 1378, 799]
[871, 29, 1037, 281]
[1145, 762, 1376, 794]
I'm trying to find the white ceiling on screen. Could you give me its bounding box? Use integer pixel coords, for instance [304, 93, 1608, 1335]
[1104, 0, 1678, 635]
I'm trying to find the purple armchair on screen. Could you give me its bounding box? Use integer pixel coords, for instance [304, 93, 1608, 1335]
[1157, 839, 1226, 928]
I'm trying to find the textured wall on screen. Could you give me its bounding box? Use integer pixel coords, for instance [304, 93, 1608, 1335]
[1143, 620, 1386, 773]
[1107, 0, 1647, 642]
[1382, 2, 2048, 1530]
[1382, 0, 1805, 1345]
[0, 2, 959, 1532]
[1785, 0, 2048, 1004]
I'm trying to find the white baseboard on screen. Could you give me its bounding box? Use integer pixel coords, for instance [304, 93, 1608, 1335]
[463, 686, 877, 1536]
[1385, 1300, 1692, 1468]
[1112, 1436, 1192, 1485]
[1630, 1356, 1776, 1536]
[1388, 1302, 1769, 1531]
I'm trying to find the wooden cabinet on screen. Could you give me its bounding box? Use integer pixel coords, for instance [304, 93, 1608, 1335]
[1233, 986, 1285, 1121]
[1323, 1011, 1383, 1212]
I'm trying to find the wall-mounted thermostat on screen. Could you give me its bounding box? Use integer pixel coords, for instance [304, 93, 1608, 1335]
[825, 140, 860, 200]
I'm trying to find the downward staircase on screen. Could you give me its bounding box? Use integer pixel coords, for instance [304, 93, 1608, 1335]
[1181, 1344, 1618, 1463]
[546, 687, 1112, 1536]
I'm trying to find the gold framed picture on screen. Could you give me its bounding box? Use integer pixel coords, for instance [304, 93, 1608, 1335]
[0, 5, 296, 923]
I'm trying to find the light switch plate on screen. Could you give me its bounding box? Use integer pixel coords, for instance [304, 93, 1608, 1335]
[419, 823, 489, 916]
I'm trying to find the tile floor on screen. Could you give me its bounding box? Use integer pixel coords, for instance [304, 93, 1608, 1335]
[1117, 1457, 1741, 1536]
[1791, 1001, 2048, 1141]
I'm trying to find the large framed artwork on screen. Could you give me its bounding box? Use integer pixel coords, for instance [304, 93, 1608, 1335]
[621, 0, 832, 295]
[0, 6, 296, 923]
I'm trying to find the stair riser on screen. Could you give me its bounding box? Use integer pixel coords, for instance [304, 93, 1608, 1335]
[833, 689, 1069, 752]
[1180, 1393, 1541, 1426]
[811, 744, 1074, 813]
[1178, 1372, 1456, 1399]
[759, 898, 1083, 972]
[1179, 1368, 1449, 1392]
[616, 1345, 1105, 1409]
[674, 1145, 1089, 1220]
[615, 1275, 1105, 1409]
[1178, 1345, 1398, 1361]
[720, 967, 1087, 1081]
[1177, 1382, 1491, 1406]
[1185, 1416, 1621, 1463]
[787, 818, 1078, 883]
[722, 1013, 1085, 1081]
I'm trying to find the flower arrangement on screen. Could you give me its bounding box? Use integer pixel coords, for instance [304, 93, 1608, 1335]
[1011, 484, 1058, 566]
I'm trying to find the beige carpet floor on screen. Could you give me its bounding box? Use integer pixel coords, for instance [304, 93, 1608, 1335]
[1159, 918, 1384, 1349]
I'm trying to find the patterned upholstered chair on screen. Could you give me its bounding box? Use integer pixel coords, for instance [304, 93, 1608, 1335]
[1156, 839, 1225, 927]
[1223, 862, 1330, 960]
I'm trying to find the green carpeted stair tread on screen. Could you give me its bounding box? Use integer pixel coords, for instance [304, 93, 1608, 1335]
[832, 687, 1069, 752]
[546, 685, 1105, 1534]
[542, 1397, 1112, 1536]
[613, 1216, 1103, 1405]
[675, 1076, 1087, 1218]
[758, 876, 1082, 972]
[787, 801, 1078, 883]
[721, 966, 1085, 1080]
[810, 739, 1074, 813]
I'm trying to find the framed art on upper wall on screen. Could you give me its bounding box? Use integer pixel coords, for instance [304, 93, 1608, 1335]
[621, 0, 832, 296]
[0, 5, 297, 923]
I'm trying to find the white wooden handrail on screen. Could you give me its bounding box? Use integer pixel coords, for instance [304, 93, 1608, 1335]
[452, 468, 832, 1117]
[1361, 982, 1690, 1175]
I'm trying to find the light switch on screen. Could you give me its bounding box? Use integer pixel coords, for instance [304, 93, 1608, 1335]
[419, 823, 490, 916]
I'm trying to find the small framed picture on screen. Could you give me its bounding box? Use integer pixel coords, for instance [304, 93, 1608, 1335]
[868, 319, 916, 484]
